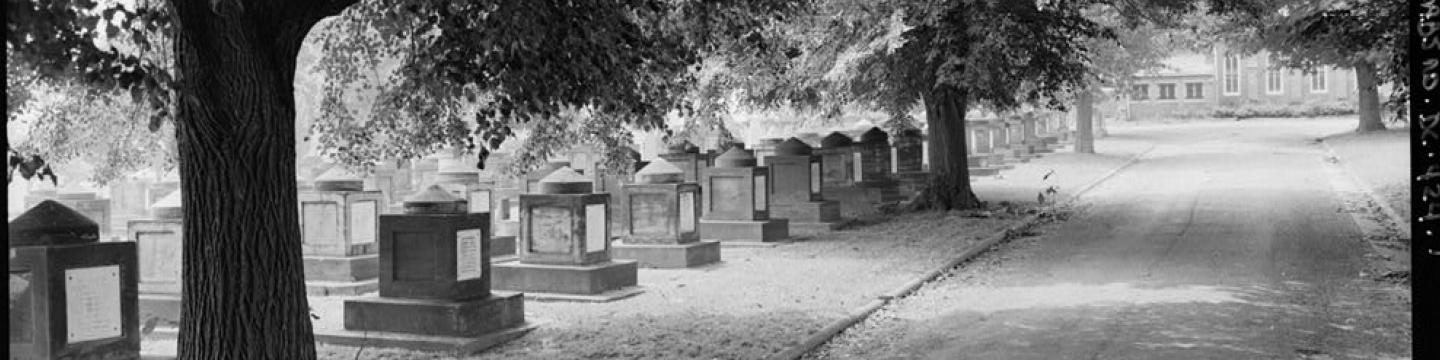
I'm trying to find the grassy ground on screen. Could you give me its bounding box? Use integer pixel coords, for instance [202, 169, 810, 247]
[1321, 126, 1410, 224]
[139, 133, 1159, 359]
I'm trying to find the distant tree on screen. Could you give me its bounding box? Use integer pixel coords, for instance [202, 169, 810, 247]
[1073, 6, 1175, 154]
[8, 0, 803, 358]
[8, 81, 176, 185]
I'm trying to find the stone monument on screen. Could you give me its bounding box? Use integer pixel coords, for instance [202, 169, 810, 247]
[55, 185, 114, 240]
[891, 128, 930, 195]
[126, 190, 184, 324]
[852, 128, 904, 202]
[966, 121, 1005, 177]
[815, 132, 884, 205]
[765, 138, 846, 234]
[590, 147, 648, 239]
[298, 166, 383, 295]
[10, 201, 139, 359]
[435, 155, 515, 257]
[658, 141, 709, 183]
[752, 138, 784, 167]
[315, 186, 534, 353]
[491, 167, 642, 301]
[698, 148, 789, 243]
[611, 159, 720, 268]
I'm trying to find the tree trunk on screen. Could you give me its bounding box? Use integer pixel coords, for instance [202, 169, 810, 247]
[911, 87, 982, 211]
[1075, 90, 1095, 154]
[1354, 60, 1385, 132]
[169, 2, 350, 359]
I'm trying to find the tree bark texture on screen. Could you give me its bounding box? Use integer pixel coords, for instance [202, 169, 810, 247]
[1075, 90, 1096, 154]
[913, 87, 982, 210]
[1354, 60, 1386, 132]
[168, 1, 353, 359]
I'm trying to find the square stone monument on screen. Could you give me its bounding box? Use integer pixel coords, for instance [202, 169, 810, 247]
[491, 168, 642, 301]
[298, 166, 384, 296]
[1019, 112, 1055, 155]
[966, 122, 1005, 177]
[815, 132, 885, 205]
[436, 155, 516, 258]
[752, 138, 784, 167]
[315, 186, 534, 354]
[853, 128, 905, 203]
[10, 201, 139, 359]
[588, 147, 648, 239]
[698, 147, 790, 243]
[891, 128, 930, 195]
[765, 138, 846, 234]
[658, 141, 710, 184]
[53, 188, 113, 240]
[611, 159, 720, 268]
[125, 190, 184, 324]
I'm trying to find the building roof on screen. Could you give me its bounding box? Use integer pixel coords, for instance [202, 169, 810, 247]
[1138, 53, 1215, 77]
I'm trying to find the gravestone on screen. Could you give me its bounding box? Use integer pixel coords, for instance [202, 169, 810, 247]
[362, 161, 401, 213]
[126, 190, 184, 324]
[590, 147, 648, 240]
[565, 144, 602, 176]
[1000, 117, 1038, 162]
[10, 201, 140, 359]
[435, 155, 515, 257]
[658, 141, 709, 183]
[523, 161, 571, 194]
[816, 132, 885, 206]
[1019, 113, 1055, 155]
[966, 121, 1006, 177]
[145, 171, 180, 210]
[316, 186, 533, 353]
[611, 159, 720, 268]
[891, 129, 930, 195]
[765, 138, 845, 235]
[698, 148, 789, 243]
[412, 156, 442, 190]
[853, 128, 904, 202]
[752, 138, 784, 167]
[108, 179, 150, 218]
[491, 167, 641, 301]
[298, 166, 384, 296]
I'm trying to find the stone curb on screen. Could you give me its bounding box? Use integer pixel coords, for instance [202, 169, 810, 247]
[767, 145, 1155, 360]
[1317, 140, 1411, 240]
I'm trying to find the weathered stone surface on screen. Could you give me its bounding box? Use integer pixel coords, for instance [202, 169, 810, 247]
[10, 200, 100, 247]
[343, 292, 525, 337]
[518, 192, 611, 266]
[491, 260, 639, 296]
[378, 212, 490, 301]
[611, 241, 721, 268]
[698, 218, 789, 243]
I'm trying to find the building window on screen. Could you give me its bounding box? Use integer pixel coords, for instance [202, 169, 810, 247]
[1265, 68, 1283, 94]
[1223, 55, 1241, 95]
[1310, 69, 1327, 93]
[1185, 83, 1204, 99]
[1158, 83, 1176, 100]
[1131, 84, 1149, 100]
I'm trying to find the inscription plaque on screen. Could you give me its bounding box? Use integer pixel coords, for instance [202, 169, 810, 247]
[64, 266, 122, 343]
[630, 194, 669, 235]
[469, 190, 492, 213]
[138, 232, 181, 284]
[455, 228, 484, 281]
[585, 204, 606, 253]
[530, 206, 571, 253]
[679, 192, 696, 233]
[754, 175, 767, 211]
[853, 153, 864, 182]
[891, 148, 899, 173]
[810, 162, 821, 193]
[302, 202, 340, 245]
[709, 176, 744, 213]
[507, 201, 520, 221]
[350, 201, 378, 245]
[10, 271, 32, 343]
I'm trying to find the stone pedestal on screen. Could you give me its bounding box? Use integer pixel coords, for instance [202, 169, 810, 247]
[611, 159, 721, 268]
[658, 141, 709, 183]
[853, 128, 905, 203]
[317, 187, 532, 354]
[765, 138, 846, 235]
[10, 201, 140, 360]
[126, 191, 184, 324]
[54, 191, 113, 240]
[699, 148, 790, 243]
[299, 167, 384, 296]
[491, 167, 640, 301]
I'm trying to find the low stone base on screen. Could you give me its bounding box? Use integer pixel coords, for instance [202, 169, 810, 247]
[139, 293, 182, 324]
[341, 292, 526, 336]
[699, 218, 789, 243]
[314, 323, 537, 355]
[521, 287, 646, 303]
[611, 241, 721, 268]
[306, 279, 379, 296]
[969, 167, 1002, 177]
[787, 220, 847, 235]
[490, 236, 517, 257]
[856, 180, 905, 203]
[772, 201, 842, 223]
[822, 186, 883, 205]
[492, 260, 639, 296]
[304, 254, 379, 282]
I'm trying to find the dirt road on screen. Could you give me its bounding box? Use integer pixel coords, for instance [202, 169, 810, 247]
[811, 118, 1412, 360]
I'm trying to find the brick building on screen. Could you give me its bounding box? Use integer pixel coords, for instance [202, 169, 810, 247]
[1122, 47, 1358, 120]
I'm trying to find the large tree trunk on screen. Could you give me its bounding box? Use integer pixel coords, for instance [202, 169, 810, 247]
[1075, 90, 1096, 154]
[1354, 60, 1385, 132]
[169, 2, 350, 359]
[911, 87, 982, 211]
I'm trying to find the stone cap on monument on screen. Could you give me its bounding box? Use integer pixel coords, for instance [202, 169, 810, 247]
[9, 200, 100, 247]
[758, 138, 784, 147]
[314, 165, 365, 192]
[820, 132, 854, 148]
[666, 140, 700, 154]
[538, 167, 595, 194]
[775, 138, 813, 156]
[859, 127, 889, 144]
[633, 159, 684, 184]
[402, 185, 467, 214]
[720, 141, 746, 151]
[152, 190, 183, 220]
[713, 147, 757, 168]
